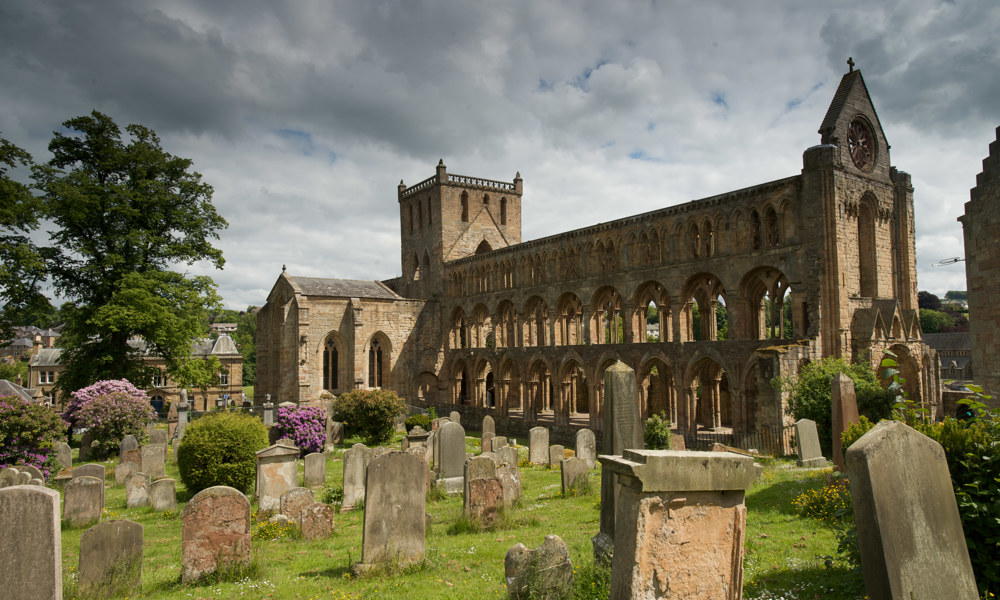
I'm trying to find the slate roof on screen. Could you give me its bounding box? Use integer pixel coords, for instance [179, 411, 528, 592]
[0, 379, 35, 402]
[922, 332, 971, 353]
[289, 276, 401, 300]
[210, 334, 240, 355]
[29, 348, 62, 367]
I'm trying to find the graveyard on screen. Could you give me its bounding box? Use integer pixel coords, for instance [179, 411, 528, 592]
[0, 423, 882, 600]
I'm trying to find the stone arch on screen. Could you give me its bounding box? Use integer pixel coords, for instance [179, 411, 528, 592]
[500, 197, 508, 225]
[416, 371, 439, 404]
[858, 193, 878, 297]
[632, 280, 671, 342]
[881, 344, 922, 404]
[558, 356, 590, 424]
[684, 354, 732, 432]
[687, 220, 701, 259]
[701, 217, 715, 257]
[451, 357, 471, 405]
[320, 330, 346, 393]
[680, 273, 728, 341]
[729, 208, 746, 252]
[779, 197, 795, 243]
[476, 239, 492, 255]
[474, 357, 496, 409]
[422, 250, 431, 280]
[590, 285, 625, 344]
[495, 300, 517, 349]
[365, 332, 392, 389]
[470, 303, 493, 348]
[749, 209, 762, 250]
[482, 193, 490, 207]
[638, 354, 675, 423]
[739, 267, 792, 340]
[522, 295, 549, 347]
[498, 356, 522, 415]
[554, 292, 584, 346]
[449, 306, 468, 349]
[526, 357, 554, 420]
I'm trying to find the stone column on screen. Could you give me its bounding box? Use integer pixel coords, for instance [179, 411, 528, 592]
[601, 450, 756, 600]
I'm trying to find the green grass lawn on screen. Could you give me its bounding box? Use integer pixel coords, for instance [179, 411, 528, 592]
[58, 433, 865, 599]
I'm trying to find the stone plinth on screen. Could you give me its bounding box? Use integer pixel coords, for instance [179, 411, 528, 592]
[255, 443, 299, 512]
[600, 450, 755, 600]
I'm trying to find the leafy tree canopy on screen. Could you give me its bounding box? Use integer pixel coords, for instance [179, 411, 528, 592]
[920, 308, 956, 334]
[0, 137, 45, 340]
[945, 290, 968, 301]
[917, 290, 941, 311]
[1, 112, 227, 392]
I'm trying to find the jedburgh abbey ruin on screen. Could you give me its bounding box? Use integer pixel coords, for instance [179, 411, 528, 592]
[256, 68, 940, 440]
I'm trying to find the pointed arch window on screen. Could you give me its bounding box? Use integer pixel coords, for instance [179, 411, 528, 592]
[323, 337, 340, 391]
[461, 192, 469, 222]
[500, 198, 507, 225]
[368, 339, 384, 388]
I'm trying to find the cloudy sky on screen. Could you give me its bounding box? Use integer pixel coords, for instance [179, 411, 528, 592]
[2, 0, 997, 310]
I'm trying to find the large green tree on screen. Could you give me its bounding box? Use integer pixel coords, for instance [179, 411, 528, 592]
[25, 111, 227, 392]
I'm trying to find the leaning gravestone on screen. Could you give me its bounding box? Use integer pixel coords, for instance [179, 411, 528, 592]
[548, 444, 565, 466]
[529, 427, 549, 465]
[78, 519, 143, 597]
[142, 444, 166, 479]
[576, 428, 597, 469]
[279, 487, 315, 523]
[64, 476, 103, 527]
[150, 478, 176, 512]
[327, 421, 345, 446]
[342, 443, 373, 511]
[304, 452, 326, 488]
[0, 486, 62, 600]
[482, 415, 495, 436]
[436, 421, 466, 492]
[125, 472, 151, 509]
[55, 442, 73, 470]
[182, 486, 251, 583]
[358, 452, 425, 570]
[300, 502, 336, 540]
[505, 535, 574, 600]
[114, 462, 137, 486]
[846, 420, 978, 600]
[831, 372, 860, 472]
[794, 418, 825, 467]
[561, 457, 589, 496]
[255, 442, 299, 511]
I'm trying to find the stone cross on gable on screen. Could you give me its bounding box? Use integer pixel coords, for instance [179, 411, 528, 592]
[847, 57, 855, 72]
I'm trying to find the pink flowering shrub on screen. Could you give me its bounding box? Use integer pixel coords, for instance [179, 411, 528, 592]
[63, 379, 150, 428]
[273, 405, 326, 456]
[0, 395, 67, 478]
[72, 383, 156, 459]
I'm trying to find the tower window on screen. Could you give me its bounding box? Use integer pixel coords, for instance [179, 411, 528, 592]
[461, 192, 469, 222]
[500, 198, 507, 225]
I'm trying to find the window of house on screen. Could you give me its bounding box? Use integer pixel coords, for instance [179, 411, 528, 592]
[220, 371, 229, 386]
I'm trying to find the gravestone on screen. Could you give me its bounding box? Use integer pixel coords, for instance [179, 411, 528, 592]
[181, 486, 251, 583]
[832, 372, 860, 472]
[125, 472, 151, 508]
[548, 444, 565, 466]
[150, 478, 176, 512]
[406, 425, 430, 451]
[176, 394, 189, 439]
[601, 450, 757, 600]
[405, 446, 434, 488]
[55, 442, 72, 470]
[449, 410, 461, 425]
[304, 452, 326, 488]
[78, 519, 143, 597]
[0, 467, 19, 488]
[794, 419, 826, 467]
[846, 420, 978, 600]
[576, 428, 596, 469]
[342, 443, 373, 511]
[150, 429, 168, 446]
[120, 448, 141, 470]
[255, 442, 299, 511]
[561, 457, 589, 495]
[505, 535, 574, 600]
[17, 471, 30, 484]
[429, 429, 439, 469]
[119, 435, 138, 461]
[280, 487, 315, 522]
[80, 429, 95, 461]
[492, 435, 508, 452]
[300, 502, 336, 540]
[167, 400, 179, 438]
[603, 360, 643, 455]
[142, 444, 166, 479]
[21, 464, 44, 482]
[30, 477, 43, 486]
[171, 438, 180, 463]
[482, 415, 495, 436]
[0, 486, 62, 600]
[464, 455, 502, 522]
[481, 432, 495, 454]
[529, 427, 549, 465]
[114, 462, 136, 486]
[262, 401, 274, 426]
[72, 464, 106, 507]
[358, 452, 425, 569]
[328, 421, 345, 445]
[498, 445, 519, 468]
[394, 414, 407, 433]
[436, 421, 466, 492]
[497, 463, 522, 505]
[64, 476, 103, 527]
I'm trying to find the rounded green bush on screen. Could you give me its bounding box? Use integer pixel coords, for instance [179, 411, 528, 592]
[331, 389, 406, 445]
[405, 413, 432, 433]
[177, 411, 269, 495]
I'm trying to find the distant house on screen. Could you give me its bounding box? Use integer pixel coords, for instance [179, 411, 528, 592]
[27, 334, 244, 413]
[0, 379, 36, 403]
[210, 322, 238, 334]
[922, 332, 973, 380]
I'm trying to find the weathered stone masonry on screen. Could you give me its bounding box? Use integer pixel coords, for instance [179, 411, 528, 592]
[256, 69, 939, 437]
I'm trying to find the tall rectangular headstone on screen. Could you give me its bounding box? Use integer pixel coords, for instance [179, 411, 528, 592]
[603, 361, 643, 455]
[142, 444, 166, 479]
[181, 486, 251, 583]
[0, 486, 62, 600]
[254, 442, 299, 511]
[79, 519, 143, 597]
[576, 428, 597, 469]
[463, 455, 500, 522]
[54, 442, 72, 470]
[561, 457, 589, 496]
[794, 418, 825, 467]
[150, 478, 176, 512]
[304, 452, 326, 488]
[64, 476, 103, 527]
[528, 427, 549, 465]
[831, 372, 860, 472]
[342, 443, 373, 511]
[436, 421, 466, 487]
[359, 452, 426, 569]
[482, 415, 495, 436]
[846, 421, 978, 600]
[72, 464, 106, 509]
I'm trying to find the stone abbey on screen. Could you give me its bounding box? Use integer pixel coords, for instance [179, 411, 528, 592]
[256, 68, 940, 438]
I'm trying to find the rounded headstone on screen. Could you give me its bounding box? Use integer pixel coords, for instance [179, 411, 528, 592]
[300, 502, 336, 540]
[181, 486, 251, 583]
[64, 476, 103, 527]
[279, 487, 315, 522]
[150, 478, 176, 512]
